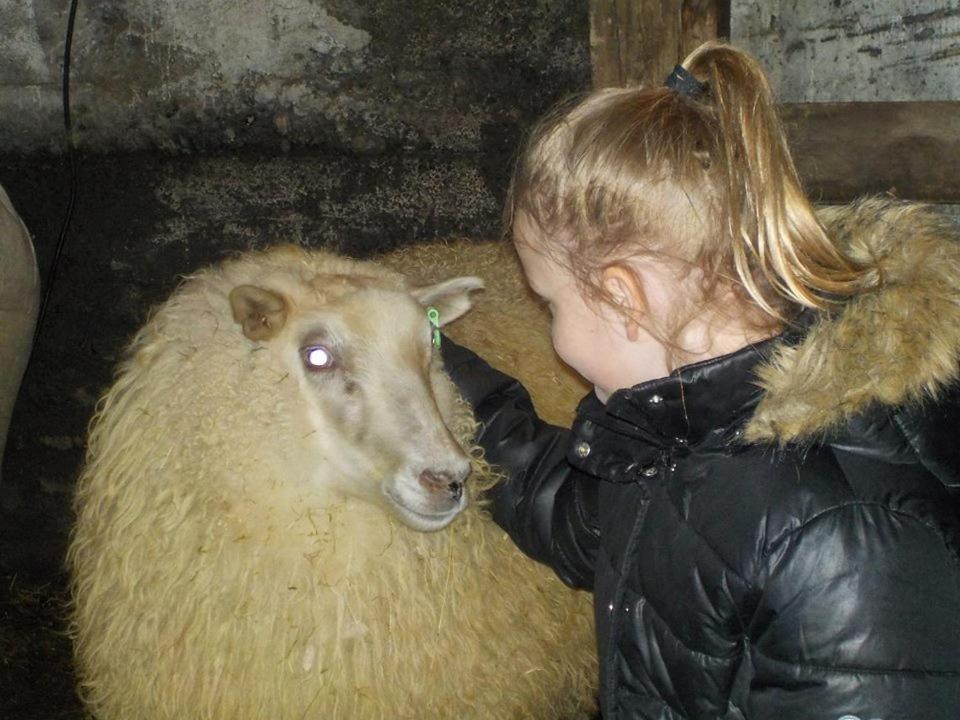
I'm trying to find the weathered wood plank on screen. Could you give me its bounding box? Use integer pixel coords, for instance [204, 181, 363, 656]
[590, 0, 722, 88]
[733, 1, 960, 103]
[588, 0, 624, 87]
[781, 101, 960, 203]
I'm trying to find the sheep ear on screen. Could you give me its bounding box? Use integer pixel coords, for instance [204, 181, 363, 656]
[229, 285, 288, 341]
[411, 276, 484, 326]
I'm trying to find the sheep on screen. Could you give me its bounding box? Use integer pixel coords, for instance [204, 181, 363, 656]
[0, 183, 40, 485]
[68, 240, 596, 720]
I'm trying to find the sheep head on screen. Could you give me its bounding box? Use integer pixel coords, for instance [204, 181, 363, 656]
[228, 267, 483, 532]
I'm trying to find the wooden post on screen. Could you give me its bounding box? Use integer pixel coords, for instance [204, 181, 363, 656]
[590, 0, 721, 88]
[681, 0, 719, 60]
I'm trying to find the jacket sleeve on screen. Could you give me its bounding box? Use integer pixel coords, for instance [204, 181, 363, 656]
[441, 337, 599, 590]
[744, 502, 960, 720]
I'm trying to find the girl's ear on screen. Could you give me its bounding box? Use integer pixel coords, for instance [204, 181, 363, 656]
[601, 264, 647, 342]
[410, 276, 485, 326]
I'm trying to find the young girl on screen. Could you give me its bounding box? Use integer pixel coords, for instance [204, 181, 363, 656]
[442, 41, 960, 719]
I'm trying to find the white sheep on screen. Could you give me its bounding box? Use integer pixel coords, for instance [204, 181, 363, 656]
[68, 241, 596, 719]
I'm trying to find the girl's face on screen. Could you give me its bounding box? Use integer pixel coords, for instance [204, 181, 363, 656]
[514, 214, 777, 399]
[514, 227, 670, 401]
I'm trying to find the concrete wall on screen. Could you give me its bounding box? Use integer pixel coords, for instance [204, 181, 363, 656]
[1, 0, 588, 154]
[6, 1, 957, 149]
[732, 0, 960, 102]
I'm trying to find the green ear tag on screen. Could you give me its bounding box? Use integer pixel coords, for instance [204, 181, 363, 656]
[426, 306, 441, 348]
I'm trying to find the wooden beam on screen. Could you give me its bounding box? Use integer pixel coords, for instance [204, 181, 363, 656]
[781, 101, 960, 204]
[590, 0, 722, 88]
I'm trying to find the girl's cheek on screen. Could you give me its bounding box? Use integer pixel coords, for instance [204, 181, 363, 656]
[549, 324, 563, 357]
[549, 322, 567, 361]
[551, 325, 578, 372]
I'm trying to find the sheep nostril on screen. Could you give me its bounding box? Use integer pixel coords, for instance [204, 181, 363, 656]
[418, 471, 464, 503]
[419, 470, 450, 492]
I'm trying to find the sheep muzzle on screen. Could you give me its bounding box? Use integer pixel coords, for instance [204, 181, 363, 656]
[382, 456, 470, 532]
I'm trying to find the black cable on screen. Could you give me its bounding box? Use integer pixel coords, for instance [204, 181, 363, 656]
[30, 0, 81, 356]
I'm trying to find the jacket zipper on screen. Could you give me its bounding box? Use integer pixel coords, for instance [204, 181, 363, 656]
[602, 472, 655, 719]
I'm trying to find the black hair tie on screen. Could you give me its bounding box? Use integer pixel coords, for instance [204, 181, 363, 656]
[664, 65, 708, 99]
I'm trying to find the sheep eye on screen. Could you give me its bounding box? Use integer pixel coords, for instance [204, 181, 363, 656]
[303, 345, 334, 370]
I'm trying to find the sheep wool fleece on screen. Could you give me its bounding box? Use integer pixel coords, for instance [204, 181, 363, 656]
[442, 197, 960, 720]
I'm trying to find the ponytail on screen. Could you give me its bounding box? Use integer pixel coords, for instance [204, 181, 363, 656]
[505, 42, 878, 345]
[682, 42, 876, 316]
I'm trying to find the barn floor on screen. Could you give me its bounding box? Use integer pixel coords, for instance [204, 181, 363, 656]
[0, 574, 81, 719]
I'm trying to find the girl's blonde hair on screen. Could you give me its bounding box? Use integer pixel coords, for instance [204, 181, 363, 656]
[505, 41, 877, 340]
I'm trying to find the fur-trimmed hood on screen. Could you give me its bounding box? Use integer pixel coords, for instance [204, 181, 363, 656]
[746, 197, 960, 444]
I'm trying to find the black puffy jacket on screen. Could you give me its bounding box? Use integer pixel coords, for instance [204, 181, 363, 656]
[442, 198, 960, 720]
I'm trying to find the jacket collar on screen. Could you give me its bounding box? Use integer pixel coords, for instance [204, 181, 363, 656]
[566, 334, 764, 481]
[580, 331, 789, 447]
[567, 321, 812, 483]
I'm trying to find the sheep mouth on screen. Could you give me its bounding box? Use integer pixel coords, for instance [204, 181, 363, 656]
[383, 489, 465, 532]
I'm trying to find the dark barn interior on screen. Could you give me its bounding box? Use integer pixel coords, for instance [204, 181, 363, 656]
[1, 1, 957, 718]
